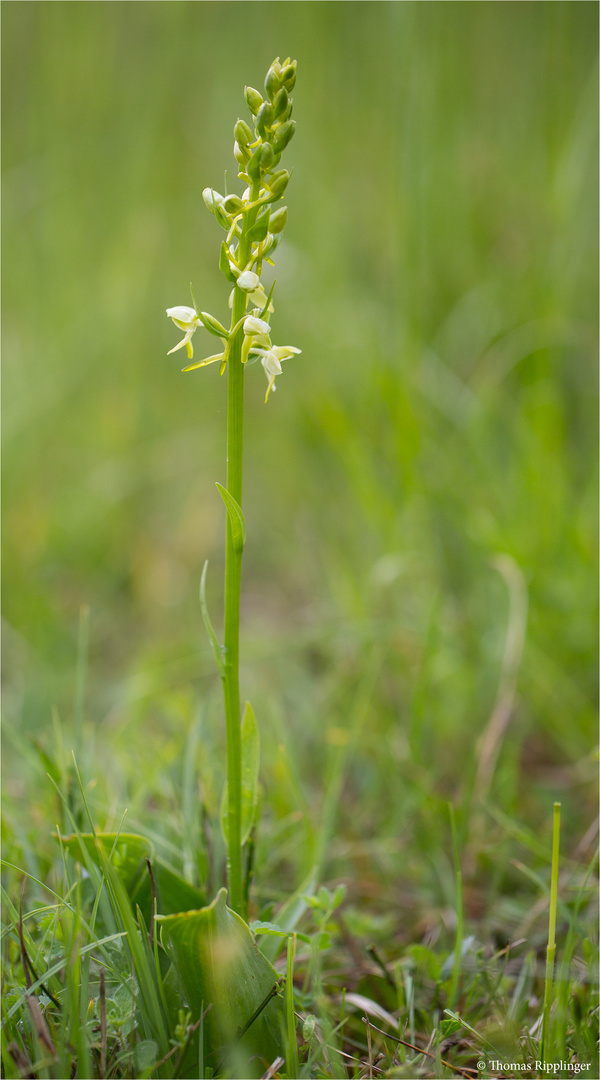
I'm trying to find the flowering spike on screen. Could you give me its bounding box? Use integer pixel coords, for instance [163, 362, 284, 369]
[164, 57, 300, 923]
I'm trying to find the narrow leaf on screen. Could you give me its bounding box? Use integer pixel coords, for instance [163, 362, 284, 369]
[240, 702, 260, 844]
[197, 311, 229, 338]
[247, 210, 270, 243]
[182, 353, 223, 372]
[61, 832, 206, 922]
[200, 561, 226, 678]
[215, 483, 246, 553]
[259, 867, 318, 962]
[221, 701, 260, 847]
[259, 279, 276, 319]
[61, 832, 153, 896]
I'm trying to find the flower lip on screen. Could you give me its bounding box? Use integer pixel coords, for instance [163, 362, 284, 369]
[271, 345, 301, 359]
[167, 304, 204, 358]
[261, 350, 283, 375]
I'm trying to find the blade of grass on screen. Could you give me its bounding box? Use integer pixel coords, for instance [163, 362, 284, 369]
[540, 801, 561, 1062]
[448, 803, 464, 1009]
[286, 934, 300, 1079]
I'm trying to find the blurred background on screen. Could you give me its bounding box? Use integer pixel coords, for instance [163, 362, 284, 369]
[3, 2, 598, 928]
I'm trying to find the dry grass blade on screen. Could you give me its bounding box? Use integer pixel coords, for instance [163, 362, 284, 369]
[7, 1042, 34, 1079]
[366, 1015, 374, 1079]
[361, 1017, 479, 1079]
[260, 1055, 284, 1079]
[25, 994, 57, 1059]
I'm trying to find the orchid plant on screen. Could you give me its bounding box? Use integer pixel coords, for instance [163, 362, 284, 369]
[167, 57, 299, 920]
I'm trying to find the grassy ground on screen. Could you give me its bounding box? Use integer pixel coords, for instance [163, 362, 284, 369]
[2, 3, 598, 1078]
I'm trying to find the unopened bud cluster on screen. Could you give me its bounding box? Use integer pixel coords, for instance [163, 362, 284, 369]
[203, 56, 296, 281]
[167, 57, 299, 401]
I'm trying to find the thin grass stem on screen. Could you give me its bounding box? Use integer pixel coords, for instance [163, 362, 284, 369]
[286, 933, 300, 1078]
[540, 801, 561, 1062]
[448, 804, 464, 1010]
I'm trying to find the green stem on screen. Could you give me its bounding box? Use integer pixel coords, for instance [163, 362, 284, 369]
[448, 803, 464, 1011]
[222, 178, 260, 919]
[540, 802, 561, 1063]
[286, 934, 300, 1078]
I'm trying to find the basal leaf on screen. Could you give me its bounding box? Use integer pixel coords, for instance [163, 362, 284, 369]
[135, 863, 207, 921]
[158, 889, 283, 1077]
[61, 833, 206, 922]
[61, 833, 152, 896]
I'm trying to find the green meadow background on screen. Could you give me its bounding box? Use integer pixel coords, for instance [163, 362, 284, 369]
[3, 1, 598, 934]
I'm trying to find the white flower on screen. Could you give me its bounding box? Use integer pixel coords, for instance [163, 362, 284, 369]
[237, 270, 260, 291]
[243, 315, 271, 336]
[251, 344, 301, 401]
[230, 269, 271, 311]
[166, 306, 204, 359]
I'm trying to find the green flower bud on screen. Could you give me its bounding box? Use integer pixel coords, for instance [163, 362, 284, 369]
[267, 169, 290, 198]
[202, 187, 223, 212]
[260, 233, 277, 256]
[245, 86, 263, 115]
[247, 145, 262, 181]
[268, 206, 287, 234]
[214, 203, 231, 230]
[256, 101, 274, 138]
[234, 119, 253, 147]
[265, 64, 282, 101]
[222, 194, 244, 214]
[198, 311, 229, 338]
[273, 119, 296, 154]
[233, 141, 249, 166]
[260, 142, 275, 171]
[280, 61, 297, 91]
[272, 87, 289, 122]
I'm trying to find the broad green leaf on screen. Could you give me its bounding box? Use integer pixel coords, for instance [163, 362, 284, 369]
[134, 863, 207, 921]
[251, 921, 310, 945]
[440, 1017, 463, 1038]
[61, 833, 152, 896]
[221, 701, 260, 847]
[215, 482, 245, 553]
[61, 833, 206, 921]
[158, 889, 283, 1077]
[199, 561, 226, 678]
